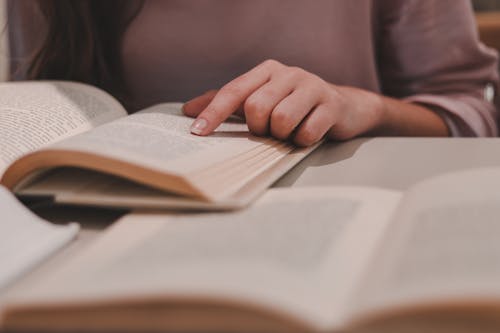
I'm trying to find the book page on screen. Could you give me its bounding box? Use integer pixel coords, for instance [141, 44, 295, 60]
[36, 102, 298, 200]
[3, 187, 401, 331]
[350, 168, 500, 321]
[48, 103, 290, 175]
[0, 81, 127, 177]
[0, 186, 79, 292]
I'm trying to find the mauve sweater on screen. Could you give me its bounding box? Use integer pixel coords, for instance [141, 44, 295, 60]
[9, 0, 500, 136]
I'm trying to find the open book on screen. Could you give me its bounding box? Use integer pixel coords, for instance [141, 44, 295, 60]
[3, 168, 500, 332]
[0, 81, 317, 210]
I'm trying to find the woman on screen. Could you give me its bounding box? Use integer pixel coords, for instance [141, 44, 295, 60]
[8, 0, 499, 146]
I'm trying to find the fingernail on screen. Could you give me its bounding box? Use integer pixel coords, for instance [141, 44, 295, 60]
[190, 118, 208, 135]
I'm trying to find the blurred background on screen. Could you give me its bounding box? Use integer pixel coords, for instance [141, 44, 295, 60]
[0, 1, 498, 82]
[474, 0, 500, 61]
[474, 0, 500, 10]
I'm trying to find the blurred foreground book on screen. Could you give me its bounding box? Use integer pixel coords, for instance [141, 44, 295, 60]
[0, 186, 78, 291]
[3, 170, 500, 333]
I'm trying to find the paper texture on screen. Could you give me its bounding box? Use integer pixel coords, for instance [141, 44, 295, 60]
[0, 81, 126, 176]
[0, 186, 79, 291]
[5, 187, 400, 331]
[50, 103, 279, 176]
[19, 103, 298, 203]
[351, 168, 500, 319]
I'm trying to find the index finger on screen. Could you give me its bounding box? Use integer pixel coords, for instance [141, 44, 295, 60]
[190, 61, 277, 136]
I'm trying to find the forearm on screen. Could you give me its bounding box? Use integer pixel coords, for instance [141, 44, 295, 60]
[328, 85, 450, 140]
[371, 94, 450, 137]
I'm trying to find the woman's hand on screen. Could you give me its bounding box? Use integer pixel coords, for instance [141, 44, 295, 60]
[183, 59, 448, 146]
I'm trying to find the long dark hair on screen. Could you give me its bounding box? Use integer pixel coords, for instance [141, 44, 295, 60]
[25, 0, 143, 104]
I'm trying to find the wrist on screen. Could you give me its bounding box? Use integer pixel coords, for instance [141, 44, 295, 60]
[370, 94, 393, 135]
[342, 86, 387, 135]
[326, 85, 388, 139]
[368, 94, 450, 137]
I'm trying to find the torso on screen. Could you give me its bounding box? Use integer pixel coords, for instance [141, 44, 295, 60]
[121, 0, 381, 110]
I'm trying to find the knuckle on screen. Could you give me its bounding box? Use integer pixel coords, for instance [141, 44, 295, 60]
[287, 66, 306, 78]
[244, 99, 270, 135]
[259, 87, 279, 101]
[244, 89, 278, 117]
[271, 108, 292, 126]
[270, 109, 294, 139]
[261, 59, 282, 70]
[243, 96, 265, 117]
[295, 127, 320, 147]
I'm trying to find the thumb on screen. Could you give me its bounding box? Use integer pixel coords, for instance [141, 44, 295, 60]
[182, 90, 218, 118]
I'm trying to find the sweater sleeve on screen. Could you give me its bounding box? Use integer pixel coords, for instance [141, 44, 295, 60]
[377, 0, 499, 136]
